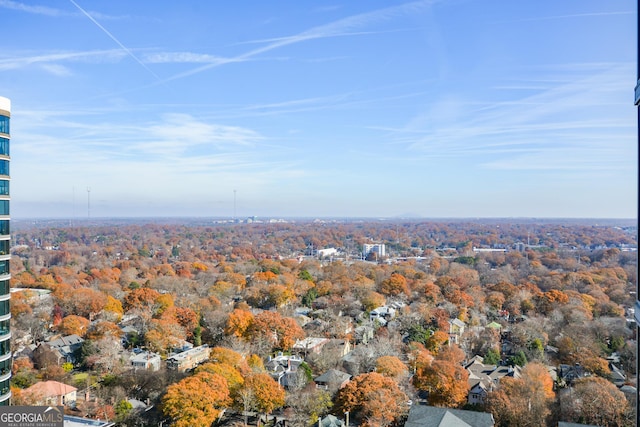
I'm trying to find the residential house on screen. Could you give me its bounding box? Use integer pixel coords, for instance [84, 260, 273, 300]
[354, 325, 374, 344]
[166, 344, 210, 372]
[557, 364, 587, 386]
[370, 306, 396, 326]
[265, 353, 304, 389]
[130, 351, 161, 371]
[23, 380, 77, 406]
[405, 405, 494, 427]
[620, 385, 636, 400]
[609, 363, 626, 387]
[33, 334, 84, 368]
[319, 414, 345, 427]
[32, 343, 63, 369]
[317, 248, 338, 258]
[49, 335, 84, 357]
[293, 337, 329, 355]
[465, 356, 521, 405]
[323, 339, 352, 357]
[448, 318, 466, 345]
[314, 369, 351, 392]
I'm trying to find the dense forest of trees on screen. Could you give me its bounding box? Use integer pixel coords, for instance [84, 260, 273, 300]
[7, 219, 637, 426]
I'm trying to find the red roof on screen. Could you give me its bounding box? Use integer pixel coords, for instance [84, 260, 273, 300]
[24, 380, 77, 398]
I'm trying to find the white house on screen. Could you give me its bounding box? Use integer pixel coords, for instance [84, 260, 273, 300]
[317, 248, 338, 258]
[130, 351, 161, 371]
[370, 306, 396, 325]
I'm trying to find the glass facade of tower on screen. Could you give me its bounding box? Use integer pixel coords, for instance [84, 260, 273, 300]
[0, 97, 10, 405]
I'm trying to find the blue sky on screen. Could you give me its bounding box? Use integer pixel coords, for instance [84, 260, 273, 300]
[1, 0, 636, 218]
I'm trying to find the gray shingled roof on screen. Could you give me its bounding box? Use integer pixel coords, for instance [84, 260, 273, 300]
[314, 369, 351, 384]
[405, 405, 494, 427]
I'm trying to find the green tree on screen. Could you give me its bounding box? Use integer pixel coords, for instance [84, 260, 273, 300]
[115, 400, 133, 420]
[483, 349, 500, 365]
[298, 270, 314, 282]
[509, 350, 527, 367]
[406, 324, 432, 346]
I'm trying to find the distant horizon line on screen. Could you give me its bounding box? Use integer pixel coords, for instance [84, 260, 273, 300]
[11, 216, 637, 222]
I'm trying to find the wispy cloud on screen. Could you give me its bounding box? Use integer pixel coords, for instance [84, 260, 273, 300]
[12, 111, 295, 215]
[481, 147, 628, 171]
[39, 63, 73, 76]
[162, 0, 438, 83]
[0, 0, 127, 19]
[314, 5, 343, 13]
[493, 10, 634, 24]
[0, 0, 64, 16]
[232, 27, 424, 46]
[0, 49, 125, 71]
[140, 113, 262, 154]
[143, 52, 244, 65]
[15, 112, 263, 161]
[392, 63, 634, 173]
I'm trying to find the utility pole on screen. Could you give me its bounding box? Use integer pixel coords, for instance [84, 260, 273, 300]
[233, 189, 237, 221]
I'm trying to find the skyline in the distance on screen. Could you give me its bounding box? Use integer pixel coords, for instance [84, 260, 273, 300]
[1, 0, 636, 219]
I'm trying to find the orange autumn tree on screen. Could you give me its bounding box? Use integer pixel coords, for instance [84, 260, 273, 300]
[242, 373, 285, 417]
[123, 287, 161, 312]
[412, 345, 468, 407]
[375, 356, 408, 380]
[380, 273, 409, 296]
[86, 321, 123, 340]
[172, 306, 199, 339]
[162, 372, 231, 427]
[486, 362, 555, 427]
[561, 376, 628, 427]
[425, 330, 450, 355]
[209, 347, 249, 373]
[225, 308, 254, 338]
[334, 372, 408, 427]
[196, 362, 245, 398]
[72, 287, 107, 319]
[58, 315, 90, 337]
[247, 311, 304, 351]
[361, 291, 386, 312]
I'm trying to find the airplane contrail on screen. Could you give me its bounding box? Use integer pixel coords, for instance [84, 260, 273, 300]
[68, 0, 163, 82]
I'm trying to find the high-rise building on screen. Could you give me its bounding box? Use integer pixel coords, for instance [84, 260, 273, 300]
[0, 97, 11, 405]
[635, 2, 640, 422]
[363, 243, 386, 258]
